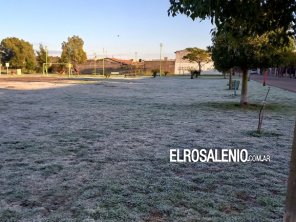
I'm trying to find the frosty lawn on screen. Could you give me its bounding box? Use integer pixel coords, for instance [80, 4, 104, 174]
[0, 77, 295, 221]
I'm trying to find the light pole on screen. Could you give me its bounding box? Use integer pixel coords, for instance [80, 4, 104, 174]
[160, 43, 163, 77]
[45, 46, 48, 75]
[103, 48, 105, 77]
[94, 53, 97, 75]
[68, 46, 71, 77]
[102, 48, 107, 77]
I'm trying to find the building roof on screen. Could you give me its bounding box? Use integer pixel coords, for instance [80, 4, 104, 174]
[109, 58, 133, 65]
[87, 57, 133, 65]
[174, 49, 188, 54]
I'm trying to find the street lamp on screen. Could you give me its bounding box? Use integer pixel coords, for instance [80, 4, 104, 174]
[94, 53, 97, 75]
[45, 46, 48, 75]
[103, 48, 107, 77]
[160, 43, 163, 77]
[67, 46, 72, 77]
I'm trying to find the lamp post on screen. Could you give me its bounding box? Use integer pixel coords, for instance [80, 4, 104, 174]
[103, 48, 107, 77]
[68, 46, 72, 77]
[45, 46, 48, 75]
[94, 53, 97, 75]
[159, 43, 163, 77]
[103, 49, 105, 77]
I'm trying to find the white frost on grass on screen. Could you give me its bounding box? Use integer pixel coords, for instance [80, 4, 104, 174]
[0, 77, 295, 221]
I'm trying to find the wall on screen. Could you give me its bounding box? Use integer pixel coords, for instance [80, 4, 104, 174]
[174, 50, 222, 75]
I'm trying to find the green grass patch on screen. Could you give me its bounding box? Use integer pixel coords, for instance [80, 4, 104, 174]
[0, 209, 21, 222]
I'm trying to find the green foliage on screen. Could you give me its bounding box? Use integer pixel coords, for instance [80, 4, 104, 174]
[36, 44, 49, 71]
[183, 47, 210, 63]
[211, 31, 296, 72]
[183, 47, 210, 72]
[168, 0, 296, 37]
[0, 37, 36, 70]
[61, 35, 87, 65]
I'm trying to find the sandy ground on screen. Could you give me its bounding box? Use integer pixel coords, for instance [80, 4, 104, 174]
[0, 76, 295, 221]
[0, 76, 145, 90]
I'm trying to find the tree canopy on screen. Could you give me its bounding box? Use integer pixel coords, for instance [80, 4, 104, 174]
[0, 37, 36, 70]
[183, 47, 211, 76]
[211, 31, 295, 73]
[36, 44, 49, 71]
[183, 48, 210, 65]
[168, 0, 296, 38]
[169, 0, 296, 105]
[61, 35, 87, 65]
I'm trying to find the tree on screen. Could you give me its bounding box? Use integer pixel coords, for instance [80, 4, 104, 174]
[61, 35, 87, 65]
[169, 0, 296, 105]
[168, 0, 296, 38]
[0, 37, 36, 71]
[285, 122, 296, 221]
[183, 47, 211, 79]
[36, 44, 49, 73]
[211, 30, 295, 104]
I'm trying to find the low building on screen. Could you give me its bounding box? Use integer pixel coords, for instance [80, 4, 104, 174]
[143, 57, 175, 75]
[174, 49, 221, 75]
[77, 58, 133, 74]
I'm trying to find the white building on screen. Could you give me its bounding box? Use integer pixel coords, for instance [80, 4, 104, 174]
[174, 49, 222, 75]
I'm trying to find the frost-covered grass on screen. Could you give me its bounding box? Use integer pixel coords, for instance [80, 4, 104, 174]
[0, 77, 295, 221]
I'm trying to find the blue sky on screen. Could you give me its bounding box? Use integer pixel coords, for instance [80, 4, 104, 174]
[1, 0, 214, 59]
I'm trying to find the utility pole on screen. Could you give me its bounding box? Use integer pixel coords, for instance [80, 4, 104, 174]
[68, 46, 71, 78]
[45, 46, 48, 75]
[159, 43, 163, 77]
[94, 53, 97, 75]
[103, 48, 105, 77]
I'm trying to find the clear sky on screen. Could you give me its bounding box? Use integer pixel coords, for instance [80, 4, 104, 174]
[1, 0, 214, 60]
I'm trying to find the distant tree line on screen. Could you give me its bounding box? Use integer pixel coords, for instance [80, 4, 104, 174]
[0, 35, 87, 73]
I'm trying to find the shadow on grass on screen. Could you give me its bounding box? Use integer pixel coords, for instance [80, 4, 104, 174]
[246, 130, 283, 138]
[200, 101, 295, 113]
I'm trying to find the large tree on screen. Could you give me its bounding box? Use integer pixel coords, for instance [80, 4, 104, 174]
[0, 37, 36, 71]
[36, 44, 50, 73]
[61, 35, 87, 65]
[211, 30, 295, 104]
[169, 0, 296, 105]
[183, 47, 211, 78]
[168, 0, 296, 37]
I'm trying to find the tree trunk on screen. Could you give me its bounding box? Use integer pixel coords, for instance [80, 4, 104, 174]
[197, 62, 201, 78]
[284, 122, 296, 222]
[229, 69, 233, 90]
[240, 68, 248, 105]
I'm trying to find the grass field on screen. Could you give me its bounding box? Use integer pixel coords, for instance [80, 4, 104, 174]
[0, 76, 295, 221]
